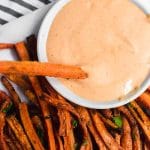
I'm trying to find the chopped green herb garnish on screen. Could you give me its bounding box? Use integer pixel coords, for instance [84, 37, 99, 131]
[112, 116, 123, 128]
[82, 139, 88, 146]
[2, 102, 13, 114]
[72, 119, 78, 128]
[127, 103, 133, 108]
[37, 127, 44, 144]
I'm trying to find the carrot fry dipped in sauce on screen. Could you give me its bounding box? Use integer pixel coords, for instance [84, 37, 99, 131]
[0, 61, 87, 79]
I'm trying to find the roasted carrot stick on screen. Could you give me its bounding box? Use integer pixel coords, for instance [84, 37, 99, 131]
[121, 117, 132, 150]
[5, 74, 30, 90]
[115, 133, 121, 145]
[76, 106, 107, 150]
[117, 106, 136, 126]
[0, 91, 12, 113]
[0, 112, 9, 150]
[7, 126, 23, 150]
[44, 93, 79, 117]
[132, 126, 141, 150]
[128, 105, 150, 141]
[55, 134, 64, 150]
[5, 74, 38, 105]
[90, 110, 122, 150]
[39, 77, 58, 98]
[0, 61, 87, 79]
[1, 76, 20, 108]
[0, 43, 14, 49]
[40, 100, 56, 150]
[6, 115, 32, 150]
[19, 103, 45, 150]
[5, 135, 17, 150]
[130, 101, 150, 126]
[63, 111, 75, 150]
[100, 109, 113, 119]
[98, 113, 118, 129]
[137, 92, 150, 110]
[31, 115, 45, 145]
[15, 42, 30, 60]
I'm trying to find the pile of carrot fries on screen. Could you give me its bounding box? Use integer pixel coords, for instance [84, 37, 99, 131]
[0, 35, 149, 150]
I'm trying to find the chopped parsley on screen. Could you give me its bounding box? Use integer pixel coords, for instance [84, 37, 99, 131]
[2, 102, 13, 114]
[112, 116, 123, 128]
[72, 119, 78, 128]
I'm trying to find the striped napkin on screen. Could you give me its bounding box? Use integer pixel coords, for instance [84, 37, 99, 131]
[0, 0, 56, 25]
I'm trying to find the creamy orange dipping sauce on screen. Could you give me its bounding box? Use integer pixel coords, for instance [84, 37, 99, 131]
[47, 0, 150, 102]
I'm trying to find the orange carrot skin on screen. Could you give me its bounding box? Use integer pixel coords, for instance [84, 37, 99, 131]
[121, 117, 132, 150]
[0, 61, 87, 79]
[0, 43, 14, 50]
[19, 103, 45, 150]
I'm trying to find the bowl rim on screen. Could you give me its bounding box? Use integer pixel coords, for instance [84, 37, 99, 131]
[37, 0, 150, 109]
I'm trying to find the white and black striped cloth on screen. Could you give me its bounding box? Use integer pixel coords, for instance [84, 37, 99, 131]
[0, 0, 55, 25]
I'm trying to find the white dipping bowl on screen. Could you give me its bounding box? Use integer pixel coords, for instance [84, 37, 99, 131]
[37, 0, 150, 109]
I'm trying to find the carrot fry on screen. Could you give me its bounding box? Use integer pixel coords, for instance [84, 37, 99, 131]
[57, 109, 66, 136]
[0, 61, 88, 79]
[0, 43, 14, 50]
[55, 134, 64, 150]
[79, 126, 93, 150]
[132, 126, 141, 150]
[76, 106, 107, 150]
[0, 91, 12, 113]
[90, 110, 122, 150]
[39, 77, 58, 98]
[63, 110, 75, 150]
[115, 133, 121, 145]
[6, 115, 32, 150]
[100, 109, 113, 119]
[40, 100, 56, 150]
[19, 103, 44, 150]
[121, 117, 132, 150]
[31, 115, 45, 145]
[1, 76, 20, 108]
[130, 101, 150, 126]
[6, 74, 38, 105]
[117, 106, 136, 126]
[15, 42, 30, 60]
[44, 93, 79, 117]
[137, 92, 150, 110]
[6, 74, 30, 90]
[128, 106, 150, 141]
[0, 100, 11, 112]
[0, 112, 9, 150]
[7, 126, 23, 150]
[5, 134, 17, 150]
[98, 113, 119, 129]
